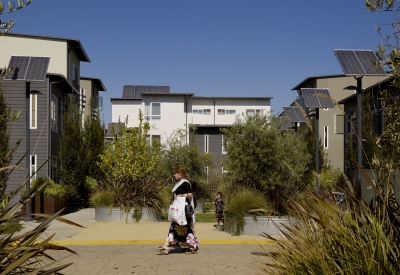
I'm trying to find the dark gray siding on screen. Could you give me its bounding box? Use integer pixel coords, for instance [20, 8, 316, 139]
[194, 127, 228, 173]
[1, 79, 49, 205]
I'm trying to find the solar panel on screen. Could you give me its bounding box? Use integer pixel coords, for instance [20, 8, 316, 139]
[334, 50, 386, 76]
[283, 106, 306, 123]
[4, 56, 50, 81]
[301, 88, 335, 108]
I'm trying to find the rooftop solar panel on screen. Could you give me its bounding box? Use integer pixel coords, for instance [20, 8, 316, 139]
[283, 106, 306, 123]
[301, 88, 335, 108]
[4, 56, 50, 81]
[334, 50, 386, 76]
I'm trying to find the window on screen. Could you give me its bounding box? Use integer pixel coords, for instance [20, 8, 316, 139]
[204, 135, 209, 152]
[72, 64, 79, 90]
[246, 109, 262, 116]
[51, 156, 57, 182]
[30, 94, 37, 129]
[226, 110, 236, 115]
[193, 109, 203, 115]
[335, 115, 344, 134]
[221, 135, 227, 154]
[152, 135, 161, 145]
[30, 155, 37, 181]
[51, 94, 57, 132]
[324, 126, 328, 148]
[218, 109, 225, 115]
[98, 96, 103, 111]
[144, 102, 161, 121]
[203, 109, 211, 115]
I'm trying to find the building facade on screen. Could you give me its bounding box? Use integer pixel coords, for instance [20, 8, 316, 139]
[110, 85, 272, 172]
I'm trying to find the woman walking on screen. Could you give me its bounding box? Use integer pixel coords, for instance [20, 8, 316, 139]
[157, 167, 199, 255]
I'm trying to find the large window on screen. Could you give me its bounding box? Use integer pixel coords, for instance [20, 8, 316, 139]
[30, 94, 37, 129]
[324, 126, 328, 148]
[246, 109, 262, 116]
[222, 135, 227, 154]
[204, 135, 209, 153]
[193, 109, 203, 115]
[145, 102, 161, 121]
[218, 109, 236, 115]
[51, 156, 58, 182]
[30, 155, 37, 181]
[204, 109, 211, 115]
[51, 94, 57, 132]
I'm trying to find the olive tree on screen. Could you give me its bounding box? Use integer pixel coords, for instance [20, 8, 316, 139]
[221, 114, 311, 207]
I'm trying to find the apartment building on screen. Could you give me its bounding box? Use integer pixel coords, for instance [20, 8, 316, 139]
[291, 74, 388, 171]
[110, 85, 272, 172]
[0, 33, 106, 203]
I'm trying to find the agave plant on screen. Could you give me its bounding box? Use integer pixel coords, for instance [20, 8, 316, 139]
[262, 167, 400, 275]
[0, 141, 82, 274]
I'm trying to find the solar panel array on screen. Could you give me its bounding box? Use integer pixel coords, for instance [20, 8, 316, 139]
[334, 50, 386, 76]
[301, 88, 335, 108]
[283, 106, 306, 123]
[4, 56, 50, 81]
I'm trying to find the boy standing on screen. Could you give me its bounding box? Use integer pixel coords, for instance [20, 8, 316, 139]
[214, 192, 224, 229]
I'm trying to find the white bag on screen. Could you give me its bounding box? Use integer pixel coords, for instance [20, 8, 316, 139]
[168, 197, 187, 225]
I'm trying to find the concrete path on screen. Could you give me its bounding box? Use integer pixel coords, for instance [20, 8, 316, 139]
[21, 208, 275, 275]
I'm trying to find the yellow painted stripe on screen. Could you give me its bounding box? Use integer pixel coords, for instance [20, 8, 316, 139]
[50, 239, 276, 246]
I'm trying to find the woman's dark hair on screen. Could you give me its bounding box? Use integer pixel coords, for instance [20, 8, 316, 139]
[217, 191, 223, 198]
[174, 167, 189, 180]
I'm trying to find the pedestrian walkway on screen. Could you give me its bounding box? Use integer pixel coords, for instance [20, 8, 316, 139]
[22, 208, 275, 274]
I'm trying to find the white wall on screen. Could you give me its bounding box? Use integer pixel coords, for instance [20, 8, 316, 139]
[0, 36, 68, 77]
[111, 100, 142, 126]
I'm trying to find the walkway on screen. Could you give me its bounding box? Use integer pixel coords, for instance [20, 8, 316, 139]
[21, 208, 275, 274]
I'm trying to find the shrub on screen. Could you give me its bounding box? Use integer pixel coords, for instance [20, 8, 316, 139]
[224, 186, 272, 235]
[90, 191, 114, 207]
[262, 170, 400, 274]
[21, 177, 73, 198]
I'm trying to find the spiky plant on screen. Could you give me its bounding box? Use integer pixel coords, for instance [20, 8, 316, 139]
[262, 167, 400, 275]
[0, 142, 82, 274]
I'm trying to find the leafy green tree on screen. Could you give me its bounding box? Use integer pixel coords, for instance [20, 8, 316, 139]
[0, 84, 19, 198]
[154, 127, 214, 201]
[83, 100, 105, 182]
[99, 111, 159, 179]
[221, 114, 311, 202]
[97, 111, 165, 215]
[58, 98, 86, 207]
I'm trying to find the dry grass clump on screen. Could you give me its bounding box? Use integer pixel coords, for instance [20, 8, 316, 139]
[262, 171, 400, 275]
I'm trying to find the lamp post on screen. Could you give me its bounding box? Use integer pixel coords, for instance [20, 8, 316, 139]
[25, 81, 42, 221]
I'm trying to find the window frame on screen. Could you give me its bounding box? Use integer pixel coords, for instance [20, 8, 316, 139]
[204, 135, 209, 153]
[324, 125, 328, 148]
[30, 155, 37, 181]
[50, 94, 57, 132]
[30, 94, 37, 129]
[221, 135, 227, 154]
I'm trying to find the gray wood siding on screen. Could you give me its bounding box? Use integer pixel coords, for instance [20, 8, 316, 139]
[1, 79, 49, 205]
[194, 127, 228, 173]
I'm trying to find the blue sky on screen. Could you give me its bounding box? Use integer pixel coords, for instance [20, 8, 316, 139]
[1, 0, 393, 124]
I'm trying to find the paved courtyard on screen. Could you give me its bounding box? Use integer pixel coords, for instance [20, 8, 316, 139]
[21, 208, 275, 275]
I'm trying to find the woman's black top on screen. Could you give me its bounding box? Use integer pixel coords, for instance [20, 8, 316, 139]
[174, 181, 192, 196]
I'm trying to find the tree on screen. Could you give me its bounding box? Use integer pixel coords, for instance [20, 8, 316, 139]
[221, 114, 311, 201]
[82, 100, 105, 182]
[154, 127, 214, 200]
[58, 97, 87, 208]
[0, 0, 32, 35]
[97, 111, 164, 214]
[0, 84, 19, 198]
